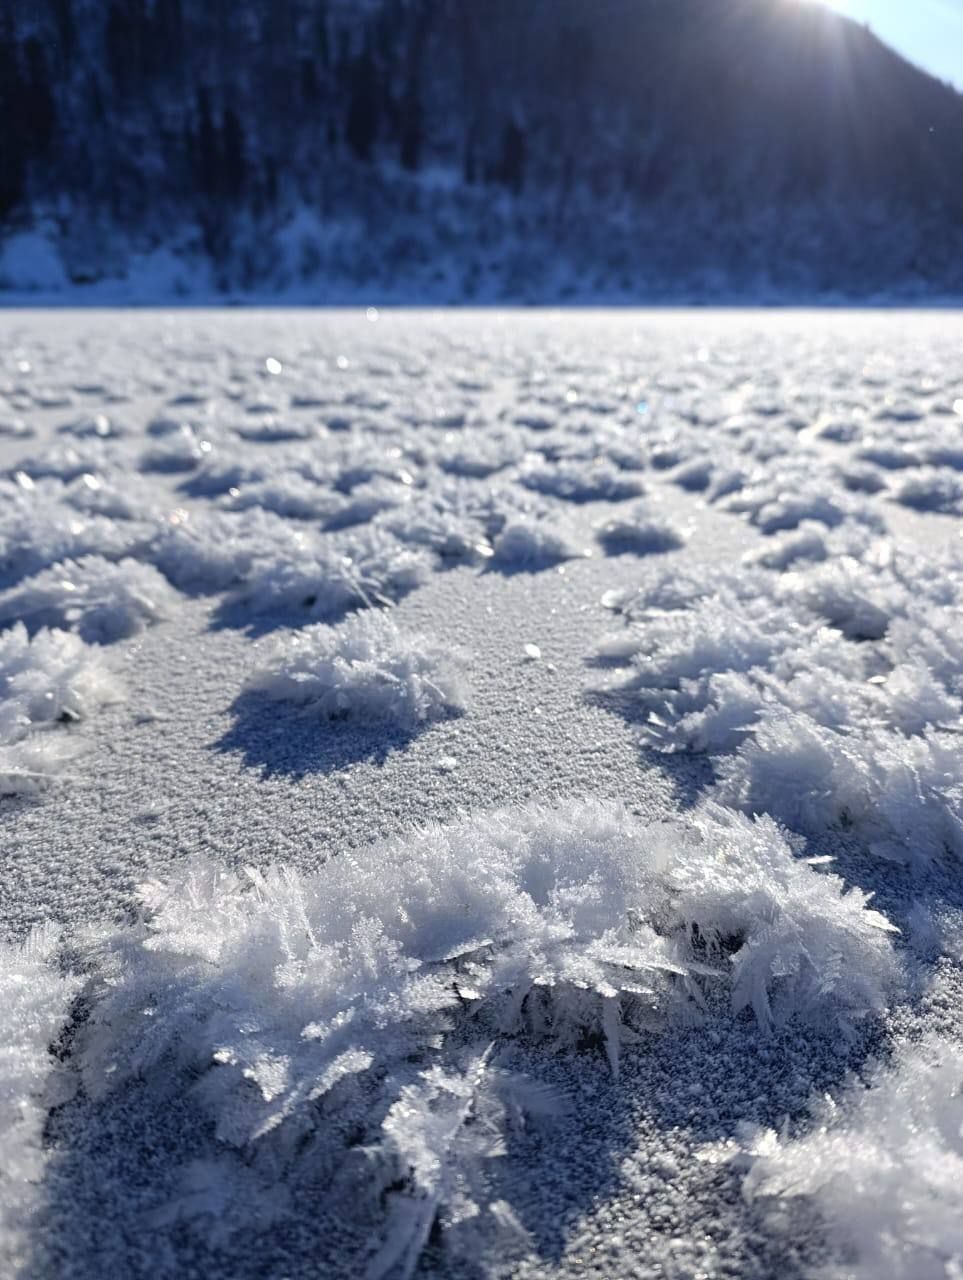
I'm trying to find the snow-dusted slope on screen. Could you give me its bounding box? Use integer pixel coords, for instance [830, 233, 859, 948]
[1, 309, 963, 1279]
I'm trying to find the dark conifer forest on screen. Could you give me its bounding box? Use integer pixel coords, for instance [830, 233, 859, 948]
[2, 0, 963, 296]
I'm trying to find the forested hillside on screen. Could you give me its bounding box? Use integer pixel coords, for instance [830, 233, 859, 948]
[2, 0, 963, 298]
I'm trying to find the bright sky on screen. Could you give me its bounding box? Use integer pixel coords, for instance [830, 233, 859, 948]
[820, 0, 963, 89]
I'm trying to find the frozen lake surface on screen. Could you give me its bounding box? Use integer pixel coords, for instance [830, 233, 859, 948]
[2, 309, 963, 1279]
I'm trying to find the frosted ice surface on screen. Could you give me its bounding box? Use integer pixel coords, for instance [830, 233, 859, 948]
[2, 309, 963, 1280]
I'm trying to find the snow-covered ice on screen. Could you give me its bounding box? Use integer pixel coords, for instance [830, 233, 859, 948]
[2, 308, 963, 1280]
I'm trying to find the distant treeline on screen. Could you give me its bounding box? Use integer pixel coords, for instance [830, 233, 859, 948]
[3, 0, 963, 292]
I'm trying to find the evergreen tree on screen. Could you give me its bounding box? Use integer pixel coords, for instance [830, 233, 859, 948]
[345, 45, 379, 162]
[196, 87, 219, 202]
[221, 106, 245, 203]
[23, 39, 57, 157]
[51, 0, 77, 76]
[498, 119, 525, 194]
[0, 23, 26, 220]
[399, 89, 423, 171]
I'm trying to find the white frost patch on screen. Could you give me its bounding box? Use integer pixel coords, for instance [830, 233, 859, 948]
[0, 624, 119, 738]
[776, 552, 912, 641]
[63, 799, 898, 1266]
[0, 557, 179, 644]
[381, 484, 499, 564]
[238, 525, 431, 620]
[741, 1034, 963, 1280]
[0, 624, 120, 794]
[61, 471, 161, 523]
[56, 413, 127, 441]
[75, 797, 898, 1129]
[716, 717, 963, 866]
[0, 478, 149, 585]
[12, 440, 120, 484]
[148, 507, 313, 593]
[595, 504, 686, 556]
[890, 467, 963, 515]
[0, 737, 81, 798]
[139, 423, 219, 474]
[520, 457, 645, 503]
[743, 520, 871, 572]
[670, 803, 900, 1035]
[245, 612, 466, 728]
[593, 552, 963, 864]
[491, 517, 582, 570]
[218, 471, 341, 521]
[0, 926, 82, 1274]
[436, 427, 525, 477]
[716, 460, 884, 535]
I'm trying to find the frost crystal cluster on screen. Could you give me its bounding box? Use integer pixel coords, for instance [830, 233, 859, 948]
[0, 623, 120, 794]
[0, 555, 178, 643]
[245, 612, 466, 728]
[30, 799, 896, 1270]
[741, 1032, 963, 1280]
[594, 542, 963, 865]
[0, 928, 81, 1273]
